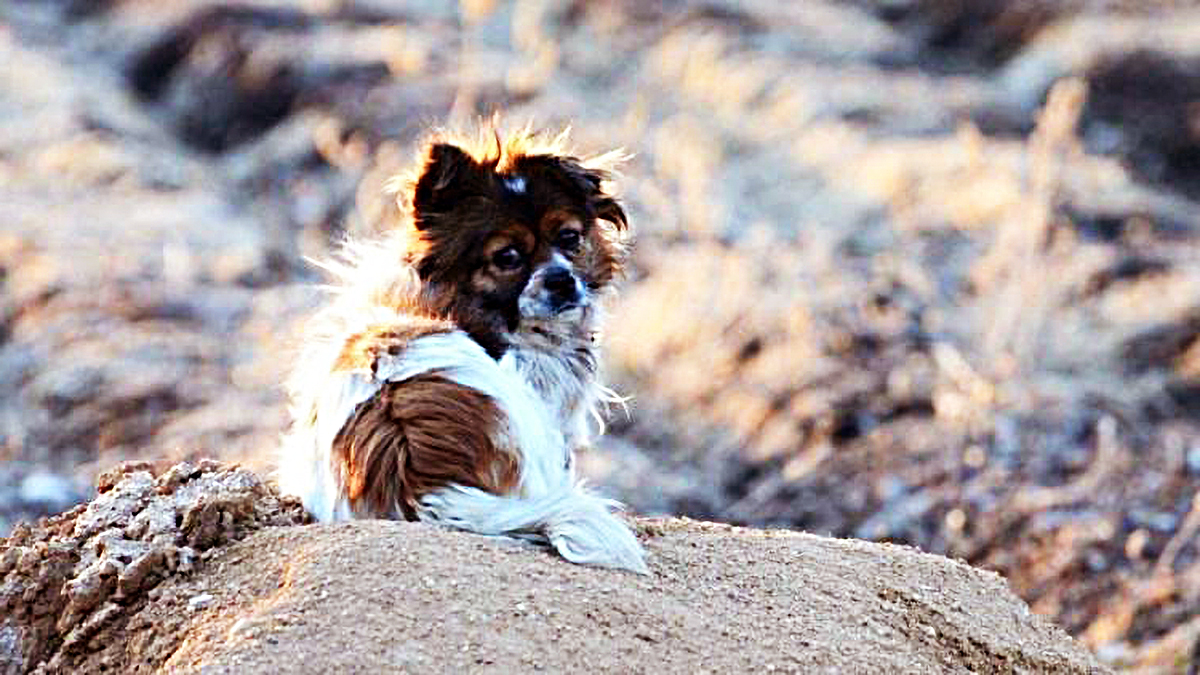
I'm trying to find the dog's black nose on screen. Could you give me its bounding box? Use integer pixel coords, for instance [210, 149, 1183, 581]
[543, 266, 579, 305]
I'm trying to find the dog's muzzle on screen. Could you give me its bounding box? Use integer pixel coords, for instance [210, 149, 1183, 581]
[520, 258, 587, 319]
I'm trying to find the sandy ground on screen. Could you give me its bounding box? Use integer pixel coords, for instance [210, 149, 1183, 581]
[1, 462, 1104, 674]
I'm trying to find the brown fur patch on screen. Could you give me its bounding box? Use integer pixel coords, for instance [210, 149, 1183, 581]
[579, 217, 628, 291]
[333, 318, 455, 373]
[330, 373, 521, 519]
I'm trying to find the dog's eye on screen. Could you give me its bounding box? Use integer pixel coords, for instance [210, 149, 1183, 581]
[554, 229, 582, 252]
[491, 246, 525, 271]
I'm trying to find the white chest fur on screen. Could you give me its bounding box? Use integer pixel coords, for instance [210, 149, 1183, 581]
[501, 339, 598, 455]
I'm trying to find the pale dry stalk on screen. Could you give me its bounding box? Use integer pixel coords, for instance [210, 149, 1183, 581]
[976, 77, 1087, 376]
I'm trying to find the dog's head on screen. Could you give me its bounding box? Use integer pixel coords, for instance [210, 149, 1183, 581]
[398, 130, 629, 359]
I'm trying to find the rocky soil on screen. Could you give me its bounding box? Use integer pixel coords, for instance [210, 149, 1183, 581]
[0, 461, 308, 673]
[2, 1, 1200, 671]
[1, 462, 1103, 674]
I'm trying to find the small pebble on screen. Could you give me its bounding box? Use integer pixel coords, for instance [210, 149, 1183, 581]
[188, 593, 214, 610]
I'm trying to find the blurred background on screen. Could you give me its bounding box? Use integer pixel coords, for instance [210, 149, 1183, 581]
[2, 0, 1200, 670]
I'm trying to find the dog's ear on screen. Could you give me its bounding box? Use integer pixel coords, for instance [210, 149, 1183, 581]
[412, 142, 479, 228]
[546, 157, 629, 231]
[592, 196, 628, 231]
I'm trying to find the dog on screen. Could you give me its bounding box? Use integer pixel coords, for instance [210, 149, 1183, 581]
[276, 127, 646, 573]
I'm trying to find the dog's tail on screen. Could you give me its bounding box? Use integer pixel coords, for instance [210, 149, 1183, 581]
[418, 483, 648, 574]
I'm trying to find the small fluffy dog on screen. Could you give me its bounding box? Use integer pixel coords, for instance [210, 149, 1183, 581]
[277, 127, 646, 573]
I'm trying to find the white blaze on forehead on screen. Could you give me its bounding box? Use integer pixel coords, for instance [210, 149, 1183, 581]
[531, 252, 578, 280]
[546, 251, 572, 268]
[503, 175, 527, 194]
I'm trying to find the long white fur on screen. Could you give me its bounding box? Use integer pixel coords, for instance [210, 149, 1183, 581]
[501, 341, 595, 454]
[277, 236, 647, 573]
[419, 483, 646, 572]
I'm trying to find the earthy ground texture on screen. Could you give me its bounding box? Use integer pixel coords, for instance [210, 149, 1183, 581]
[1, 461, 1104, 674]
[0, 461, 310, 673]
[3, 0, 1200, 672]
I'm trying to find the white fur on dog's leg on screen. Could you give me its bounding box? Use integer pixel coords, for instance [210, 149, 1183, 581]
[419, 485, 648, 574]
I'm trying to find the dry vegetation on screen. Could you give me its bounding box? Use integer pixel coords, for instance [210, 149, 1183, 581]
[2, 0, 1200, 671]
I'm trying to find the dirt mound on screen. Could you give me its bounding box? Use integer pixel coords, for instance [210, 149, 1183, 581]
[1, 463, 1102, 674]
[0, 461, 307, 674]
